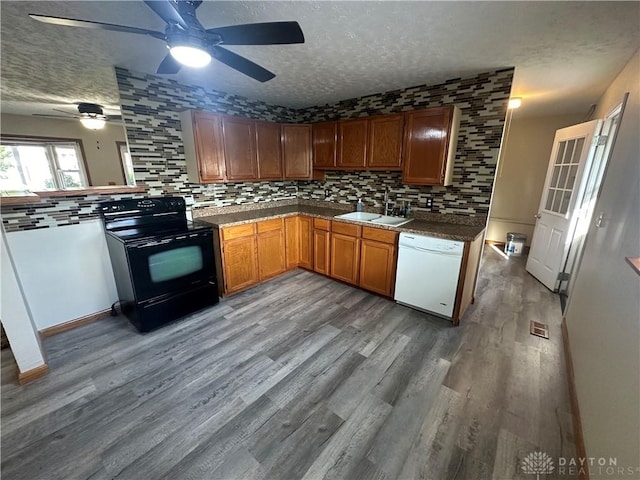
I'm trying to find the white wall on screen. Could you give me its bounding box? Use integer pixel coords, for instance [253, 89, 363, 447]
[487, 113, 582, 245]
[1, 226, 46, 372]
[5, 220, 119, 330]
[565, 49, 640, 471]
[1, 113, 128, 186]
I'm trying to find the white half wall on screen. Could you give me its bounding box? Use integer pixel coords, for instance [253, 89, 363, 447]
[1, 226, 45, 372]
[565, 49, 640, 470]
[5, 220, 118, 330]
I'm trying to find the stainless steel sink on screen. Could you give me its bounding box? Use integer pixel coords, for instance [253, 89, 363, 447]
[334, 212, 413, 228]
[334, 212, 382, 221]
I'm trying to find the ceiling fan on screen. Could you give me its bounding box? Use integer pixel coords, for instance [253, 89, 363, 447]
[29, 0, 305, 82]
[33, 103, 121, 130]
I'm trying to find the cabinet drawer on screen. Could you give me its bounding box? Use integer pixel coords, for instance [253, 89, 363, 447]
[221, 223, 256, 241]
[257, 218, 283, 233]
[362, 226, 398, 244]
[313, 218, 331, 231]
[331, 221, 360, 237]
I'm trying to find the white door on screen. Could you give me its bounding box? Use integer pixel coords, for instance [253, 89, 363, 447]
[526, 120, 602, 290]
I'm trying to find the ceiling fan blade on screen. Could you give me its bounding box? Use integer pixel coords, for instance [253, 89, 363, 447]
[144, 1, 188, 30]
[28, 14, 165, 39]
[156, 53, 182, 74]
[52, 109, 77, 116]
[207, 21, 304, 45]
[211, 46, 275, 82]
[32, 114, 77, 119]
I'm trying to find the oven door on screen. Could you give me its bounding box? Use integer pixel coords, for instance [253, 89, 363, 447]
[126, 230, 215, 302]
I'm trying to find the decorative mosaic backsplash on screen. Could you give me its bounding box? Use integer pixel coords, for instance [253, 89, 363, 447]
[115, 67, 299, 206]
[297, 69, 514, 216]
[1, 193, 145, 232]
[2, 67, 512, 230]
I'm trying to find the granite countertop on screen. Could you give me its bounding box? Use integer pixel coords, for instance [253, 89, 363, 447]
[195, 204, 485, 242]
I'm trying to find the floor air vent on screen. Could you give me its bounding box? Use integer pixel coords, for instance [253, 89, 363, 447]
[530, 321, 549, 339]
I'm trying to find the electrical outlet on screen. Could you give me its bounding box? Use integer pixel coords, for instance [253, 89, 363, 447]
[324, 189, 330, 198]
[425, 198, 433, 209]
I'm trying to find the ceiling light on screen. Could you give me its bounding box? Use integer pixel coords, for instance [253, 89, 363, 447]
[508, 97, 522, 109]
[80, 117, 106, 130]
[170, 45, 211, 68]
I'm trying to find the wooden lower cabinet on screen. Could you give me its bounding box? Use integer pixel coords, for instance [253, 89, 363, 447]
[299, 216, 313, 270]
[221, 235, 258, 294]
[284, 216, 300, 269]
[359, 239, 396, 296]
[313, 229, 331, 275]
[330, 233, 360, 285]
[256, 219, 285, 281]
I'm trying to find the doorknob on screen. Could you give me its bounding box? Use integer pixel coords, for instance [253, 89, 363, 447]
[534, 213, 541, 219]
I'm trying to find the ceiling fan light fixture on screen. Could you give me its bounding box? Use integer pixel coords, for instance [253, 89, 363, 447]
[80, 117, 106, 130]
[169, 45, 211, 68]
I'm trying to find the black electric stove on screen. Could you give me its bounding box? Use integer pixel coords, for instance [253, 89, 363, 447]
[100, 197, 219, 332]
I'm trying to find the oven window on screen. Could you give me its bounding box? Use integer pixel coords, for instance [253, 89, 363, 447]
[148, 246, 204, 283]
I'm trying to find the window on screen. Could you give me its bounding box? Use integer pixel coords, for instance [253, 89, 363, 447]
[117, 141, 135, 186]
[0, 137, 89, 192]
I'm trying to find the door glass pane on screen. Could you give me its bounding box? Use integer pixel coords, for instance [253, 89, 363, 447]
[54, 146, 80, 170]
[552, 190, 563, 211]
[563, 140, 576, 164]
[554, 142, 566, 164]
[545, 189, 556, 210]
[559, 191, 572, 215]
[558, 166, 569, 188]
[566, 165, 578, 190]
[550, 166, 561, 187]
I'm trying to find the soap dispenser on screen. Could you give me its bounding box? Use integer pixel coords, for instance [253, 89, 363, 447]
[356, 198, 364, 212]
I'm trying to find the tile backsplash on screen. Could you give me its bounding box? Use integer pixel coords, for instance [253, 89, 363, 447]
[2, 67, 512, 230]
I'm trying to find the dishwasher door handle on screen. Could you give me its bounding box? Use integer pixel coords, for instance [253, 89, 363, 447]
[399, 245, 461, 256]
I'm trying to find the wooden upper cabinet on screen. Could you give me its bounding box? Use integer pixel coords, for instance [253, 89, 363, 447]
[312, 121, 338, 169]
[402, 106, 461, 186]
[282, 124, 312, 180]
[368, 114, 404, 170]
[181, 110, 226, 183]
[337, 118, 368, 168]
[222, 116, 258, 181]
[255, 121, 283, 180]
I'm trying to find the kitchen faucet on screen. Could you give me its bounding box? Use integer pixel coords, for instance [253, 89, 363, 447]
[384, 187, 392, 216]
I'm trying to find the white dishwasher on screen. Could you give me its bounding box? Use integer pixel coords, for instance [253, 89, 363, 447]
[394, 232, 464, 319]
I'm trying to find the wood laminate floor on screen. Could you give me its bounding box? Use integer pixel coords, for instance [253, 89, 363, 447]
[1, 247, 576, 480]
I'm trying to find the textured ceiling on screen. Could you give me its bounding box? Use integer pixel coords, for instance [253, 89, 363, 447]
[1, 1, 639, 118]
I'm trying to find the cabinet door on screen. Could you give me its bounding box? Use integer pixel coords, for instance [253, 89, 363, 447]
[222, 236, 258, 294]
[257, 229, 286, 281]
[282, 124, 312, 180]
[359, 239, 396, 297]
[330, 233, 360, 285]
[402, 107, 453, 185]
[312, 121, 338, 169]
[313, 229, 330, 275]
[255, 121, 283, 180]
[284, 216, 300, 269]
[299, 216, 313, 270]
[337, 118, 368, 168]
[222, 116, 258, 181]
[192, 111, 226, 182]
[368, 114, 404, 169]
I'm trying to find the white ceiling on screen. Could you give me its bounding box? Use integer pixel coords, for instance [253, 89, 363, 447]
[1, 1, 638, 118]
